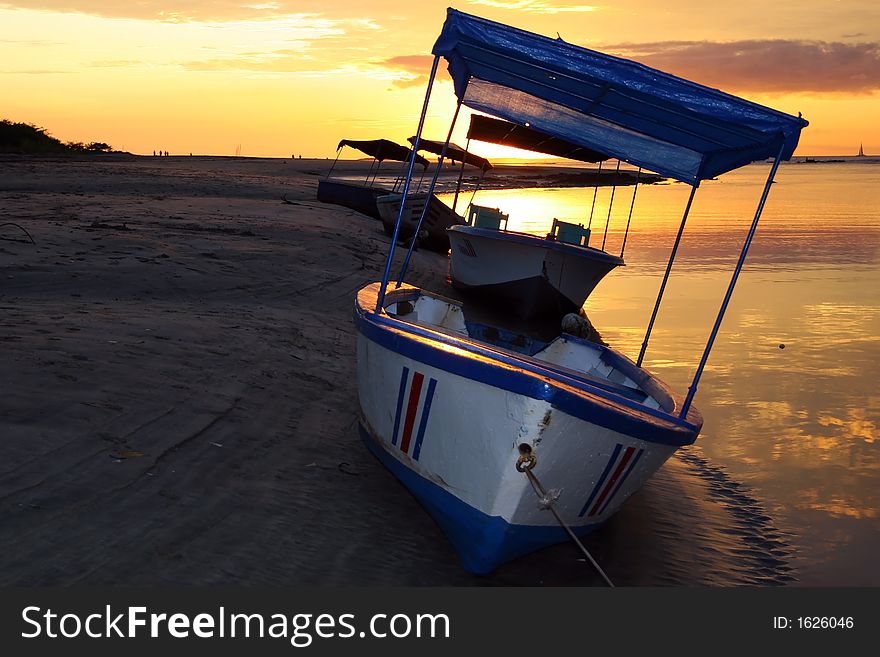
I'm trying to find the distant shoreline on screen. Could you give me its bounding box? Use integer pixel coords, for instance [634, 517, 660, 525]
[2, 152, 874, 163]
[0, 152, 664, 190]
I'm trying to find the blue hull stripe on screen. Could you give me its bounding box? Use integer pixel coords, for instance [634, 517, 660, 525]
[598, 449, 644, 516]
[391, 366, 410, 446]
[578, 443, 622, 517]
[412, 377, 437, 461]
[360, 423, 601, 574]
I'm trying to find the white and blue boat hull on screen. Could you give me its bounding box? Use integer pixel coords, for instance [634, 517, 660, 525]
[355, 284, 701, 574]
[448, 225, 624, 318]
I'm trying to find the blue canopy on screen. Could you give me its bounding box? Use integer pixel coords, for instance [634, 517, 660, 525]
[432, 9, 808, 184]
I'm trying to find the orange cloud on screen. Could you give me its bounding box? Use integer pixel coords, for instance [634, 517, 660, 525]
[0, 2, 316, 22]
[605, 40, 880, 94]
[468, 0, 598, 13]
[379, 55, 435, 88]
[376, 55, 454, 89]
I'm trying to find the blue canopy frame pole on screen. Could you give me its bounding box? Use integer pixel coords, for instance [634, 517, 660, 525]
[601, 160, 621, 250]
[392, 158, 409, 192]
[363, 157, 378, 184]
[466, 168, 485, 210]
[637, 184, 697, 367]
[375, 55, 440, 313]
[587, 160, 603, 229]
[451, 138, 470, 213]
[369, 160, 383, 186]
[395, 99, 463, 287]
[619, 167, 641, 258]
[415, 164, 429, 193]
[324, 147, 342, 180]
[679, 145, 785, 418]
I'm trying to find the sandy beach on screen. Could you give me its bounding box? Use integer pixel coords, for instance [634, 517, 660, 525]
[0, 155, 795, 586]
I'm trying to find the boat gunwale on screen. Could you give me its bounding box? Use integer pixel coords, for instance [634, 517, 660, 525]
[448, 224, 625, 265]
[355, 283, 702, 446]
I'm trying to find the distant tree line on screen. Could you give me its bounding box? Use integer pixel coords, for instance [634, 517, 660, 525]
[0, 119, 113, 154]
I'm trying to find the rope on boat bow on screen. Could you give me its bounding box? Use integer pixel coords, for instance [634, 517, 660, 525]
[516, 444, 615, 587]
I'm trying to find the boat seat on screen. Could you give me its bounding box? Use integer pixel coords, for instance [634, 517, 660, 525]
[550, 218, 590, 246]
[467, 204, 509, 230]
[534, 355, 648, 403]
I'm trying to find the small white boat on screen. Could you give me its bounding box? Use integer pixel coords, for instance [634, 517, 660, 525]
[357, 9, 808, 575]
[448, 214, 623, 317]
[447, 115, 628, 319]
[376, 192, 464, 253]
[356, 283, 700, 573]
[376, 138, 491, 253]
[316, 138, 429, 219]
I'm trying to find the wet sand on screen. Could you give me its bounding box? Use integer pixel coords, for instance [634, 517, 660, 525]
[0, 155, 793, 586]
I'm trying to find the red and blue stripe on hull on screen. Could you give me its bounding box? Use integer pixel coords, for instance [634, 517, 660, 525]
[579, 443, 645, 518]
[392, 366, 438, 461]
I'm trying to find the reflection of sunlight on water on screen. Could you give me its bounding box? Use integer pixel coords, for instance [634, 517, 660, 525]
[803, 303, 880, 338]
[818, 409, 878, 444]
[796, 490, 879, 520]
[450, 163, 879, 583]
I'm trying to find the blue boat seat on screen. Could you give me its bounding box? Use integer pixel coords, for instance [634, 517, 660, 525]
[550, 218, 590, 246]
[467, 204, 509, 230]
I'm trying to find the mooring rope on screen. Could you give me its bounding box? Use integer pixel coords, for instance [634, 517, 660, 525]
[516, 446, 615, 587]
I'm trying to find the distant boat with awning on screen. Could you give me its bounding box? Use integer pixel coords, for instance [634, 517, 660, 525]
[376, 136, 492, 253]
[448, 115, 624, 319]
[317, 138, 429, 219]
[467, 114, 611, 163]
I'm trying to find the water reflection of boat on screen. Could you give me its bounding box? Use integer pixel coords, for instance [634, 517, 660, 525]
[448, 115, 625, 318]
[316, 139, 429, 219]
[355, 9, 808, 575]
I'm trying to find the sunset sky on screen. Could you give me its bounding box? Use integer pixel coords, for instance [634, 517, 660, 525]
[2, 1, 878, 158]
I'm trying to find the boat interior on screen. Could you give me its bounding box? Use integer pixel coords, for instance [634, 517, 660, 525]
[385, 290, 666, 412]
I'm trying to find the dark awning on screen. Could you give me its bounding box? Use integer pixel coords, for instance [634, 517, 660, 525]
[467, 115, 608, 164]
[408, 136, 492, 170]
[432, 9, 808, 184]
[336, 139, 429, 169]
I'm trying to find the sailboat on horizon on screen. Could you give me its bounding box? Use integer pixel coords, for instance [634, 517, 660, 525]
[857, 143, 866, 157]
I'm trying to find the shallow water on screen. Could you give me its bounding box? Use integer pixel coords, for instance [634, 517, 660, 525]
[439, 162, 880, 585]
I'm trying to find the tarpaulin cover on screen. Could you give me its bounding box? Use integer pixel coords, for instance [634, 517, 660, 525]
[467, 115, 608, 163]
[432, 9, 808, 184]
[409, 136, 493, 170]
[337, 139, 429, 168]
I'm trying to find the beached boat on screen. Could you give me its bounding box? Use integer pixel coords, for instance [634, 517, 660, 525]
[448, 218, 624, 317]
[356, 9, 807, 575]
[316, 180, 388, 219]
[356, 283, 700, 573]
[316, 139, 429, 219]
[448, 115, 625, 318]
[376, 138, 492, 253]
[376, 192, 463, 253]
